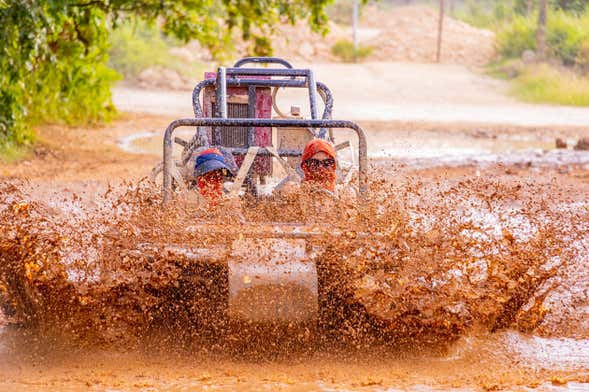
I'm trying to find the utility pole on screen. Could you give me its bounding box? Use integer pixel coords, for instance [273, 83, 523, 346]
[352, 0, 359, 50]
[436, 0, 445, 63]
[537, 0, 548, 60]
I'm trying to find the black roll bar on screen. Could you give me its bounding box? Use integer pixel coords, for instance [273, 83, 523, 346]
[233, 57, 294, 69]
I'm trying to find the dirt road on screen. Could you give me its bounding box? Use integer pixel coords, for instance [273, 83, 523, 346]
[2, 61, 589, 391]
[114, 62, 589, 126]
[1, 111, 589, 391]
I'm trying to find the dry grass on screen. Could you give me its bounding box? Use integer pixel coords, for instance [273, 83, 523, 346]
[0, 141, 33, 163]
[512, 64, 589, 106]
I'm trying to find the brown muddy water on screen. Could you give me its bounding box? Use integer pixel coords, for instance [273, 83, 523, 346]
[1, 163, 588, 391]
[118, 126, 589, 174]
[119, 128, 552, 160]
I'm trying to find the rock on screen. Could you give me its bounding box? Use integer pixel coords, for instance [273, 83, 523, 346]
[472, 129, 490, 138]
[137, 67, 159, 86]
[504, 61, 524, 78]
[574, 137, 589, 151]
[137, 67, 189, 90]
[298, 42, 314, 59]
[169, 47, 196, 63]
[521, 49, 536, 64]
[555, 137, 568, 149]
[160, 68, 185, 90]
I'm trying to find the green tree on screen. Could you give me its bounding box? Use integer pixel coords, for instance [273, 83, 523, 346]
[0, 0, 332, 154]
[552, 0, 588, 14]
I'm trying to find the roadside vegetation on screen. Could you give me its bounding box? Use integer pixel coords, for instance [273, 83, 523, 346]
[499, 63, 589, 105]
[108, 21, 179, 81]
[331, 39, 373, 62]
[455, 0, 589, 106]
[108, 21, 208, 83]
[0, 0, 331, 161]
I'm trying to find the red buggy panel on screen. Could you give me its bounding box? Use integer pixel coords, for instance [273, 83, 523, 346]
[202, 72, 273, 175]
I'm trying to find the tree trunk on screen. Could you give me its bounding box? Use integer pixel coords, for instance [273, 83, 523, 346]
[352, 0, 358, 51]
[436, 0, 445, 63]
[537, 0, 548, 60]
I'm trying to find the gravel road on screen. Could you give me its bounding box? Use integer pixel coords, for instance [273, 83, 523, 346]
[113, 62, 589, 127]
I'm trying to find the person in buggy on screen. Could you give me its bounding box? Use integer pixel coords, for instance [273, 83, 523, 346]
[300, 139, 337, 193]
[193, 148, 236, 206]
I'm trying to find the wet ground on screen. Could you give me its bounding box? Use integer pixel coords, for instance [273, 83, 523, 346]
[1, 112, 589, 391]
[0, 331, 587, 391]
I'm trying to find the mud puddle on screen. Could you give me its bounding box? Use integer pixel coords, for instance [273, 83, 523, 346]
[0, 329, 587, 391]
[1, 168, 588, 390]
[118, 127, 553, 158]
[118, 127, 589, 172]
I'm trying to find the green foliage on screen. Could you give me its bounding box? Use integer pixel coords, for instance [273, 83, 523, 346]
[456, 0, 589, 106]
[331, 39, 372, 63]
[577, 40, 589, 72]
[0, 1, 119, 156]
[0, 141, 33, 163]
[552, 0, 588, 14]
[547, 10, 589, 65]
[496, 15, 537, 57]
[108, 21, 172, 80]
[457, 0, 589, 26]
[513, 0, 530, 15]
[455, 0, 519, 28]
[26, 7, 120, 125]
[511, 64, 589, 105]
[109, 21, 208, 82]
[496, 9, 589, 67]
[0, 0, 332, 157]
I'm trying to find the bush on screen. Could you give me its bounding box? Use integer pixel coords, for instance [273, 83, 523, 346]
[109, 21, 176, 80]
[331, 39, 372, 63]
[577, 39, 589, 73]
[553, 0, 588, 14]
[455, 0, 518, 29]
[0, 2, 119, 158]
[547, 10, 589, 65]
[496, 10, 589, 66]
[511, 64, 589, 105]
[29, 37, 120, 126]
[496, 15, 537, 58]
[108, 20, 207, 82]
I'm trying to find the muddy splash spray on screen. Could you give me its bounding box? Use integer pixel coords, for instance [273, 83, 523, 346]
[0, 175, 586, 350]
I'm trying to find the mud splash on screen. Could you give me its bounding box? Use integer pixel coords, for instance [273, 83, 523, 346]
[1, 173, 586, 351]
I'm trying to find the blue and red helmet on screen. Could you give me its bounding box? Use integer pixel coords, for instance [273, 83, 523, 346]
[194, 148, 234, 178]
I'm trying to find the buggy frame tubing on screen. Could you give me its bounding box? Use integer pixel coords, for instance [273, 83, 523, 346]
[233, 57, 294, 69]
[163, 118, 368, 203]
[221, 67, 319, 121]
[190, 78, 334, 146]
[191, 79, 334, 120]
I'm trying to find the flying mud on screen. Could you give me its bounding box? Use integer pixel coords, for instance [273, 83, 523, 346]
[1, 171, 587, 348]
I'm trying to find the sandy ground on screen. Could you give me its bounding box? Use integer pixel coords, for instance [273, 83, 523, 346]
[114, 62, 589, 126]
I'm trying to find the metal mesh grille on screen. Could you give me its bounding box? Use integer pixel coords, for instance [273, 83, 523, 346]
[212, 102, 250, 147]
